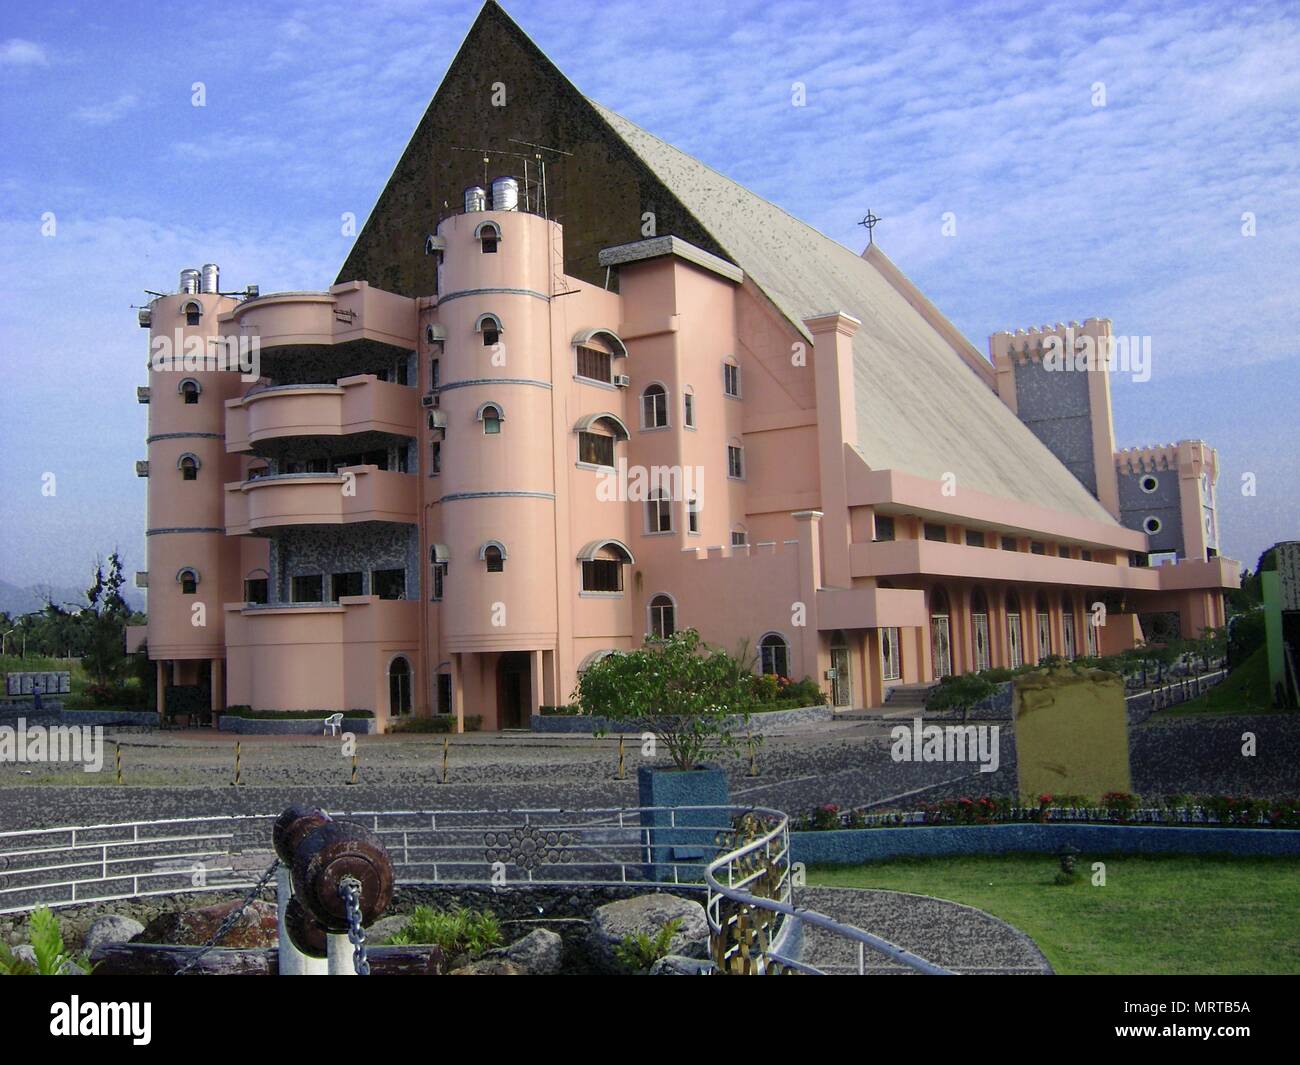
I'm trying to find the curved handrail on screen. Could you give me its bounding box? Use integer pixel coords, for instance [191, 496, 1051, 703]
[704, 806, 954, 976]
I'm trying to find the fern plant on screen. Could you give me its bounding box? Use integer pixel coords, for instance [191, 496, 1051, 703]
[0, 907, 91, 976]
[383, 905, 502, 957]
[614, 917, 682, 972]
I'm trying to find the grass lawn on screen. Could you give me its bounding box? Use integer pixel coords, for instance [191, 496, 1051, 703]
[808, 854, 1300, 974]
[1164, 647, 1281, 715]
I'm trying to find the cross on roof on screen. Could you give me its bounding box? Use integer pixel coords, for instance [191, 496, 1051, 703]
[858, 209, 882, 246]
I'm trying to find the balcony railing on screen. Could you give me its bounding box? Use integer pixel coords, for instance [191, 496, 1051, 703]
[225, 466, 417, 534]
[225, 375, 418, 451]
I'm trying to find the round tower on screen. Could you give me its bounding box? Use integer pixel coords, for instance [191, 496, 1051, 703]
[140, 265, 244, 712]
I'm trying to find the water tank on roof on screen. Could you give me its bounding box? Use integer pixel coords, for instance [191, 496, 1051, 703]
[464, 186, 488, 213]
[179, 268, 201, 294]
[200, 263, 220, 294]
[491, 176, 518, 211]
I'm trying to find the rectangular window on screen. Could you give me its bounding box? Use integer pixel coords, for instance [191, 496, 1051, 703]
[1081, 549, 1093, 562]
[244, 578, 269, 605]
[727, 445, 744, 479]
[688, 500, 700, 534]
[372, 569, 405, 600]
[723, 362, 740, 397]
[924, 522, 947, 543]
[873, 516, 895, 542]
[964, 530, 985, 548]
[291, 575, 323, 603]
[646, 497, 672, 533]
[1030, 541, 1046, 555]
[731, 529, 747, 546]
[431, 562, 447, 601]
[576, 346, 612, 383]
[1002, 536, 1019, 551]
[430, 440, 441, 475]
[581, 559, 623, 593]
[684, 392, 695, 428]
[331, 572, 363, 600]
[437, 673, 452, 714]
[430, 358, 440, 391]
[578, 431, 615, 467]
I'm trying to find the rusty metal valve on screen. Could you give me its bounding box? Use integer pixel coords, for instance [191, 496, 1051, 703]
[291, 820, 394, 932]
[273, 805, 332, 864]
[283, 895, 329, 959]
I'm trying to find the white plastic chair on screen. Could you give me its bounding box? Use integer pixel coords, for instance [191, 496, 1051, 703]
[323, 713, 344, 736]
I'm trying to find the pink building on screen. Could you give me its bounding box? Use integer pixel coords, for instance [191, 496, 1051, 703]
[132, 3, 1237, 731]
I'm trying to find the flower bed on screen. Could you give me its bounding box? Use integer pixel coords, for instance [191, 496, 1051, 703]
[792, 793, 1300, 831]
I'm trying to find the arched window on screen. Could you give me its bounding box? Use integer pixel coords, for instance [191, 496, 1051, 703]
[1006, 590, 1024, 668]
[475, 313, 502, 347]
[178, 453, 200, 481]
[1036, 591, 1053, 662]
[176, 567, 199, 595]
[641, 383, 668, 429]
[574, 413, 628, 467]
[474, 221, 500, 253]
[389, 656, 412, 717]
[480, 542, 506, 573]
[578, 539, 634, 593]
[687, 494, 700, 534]
[645, 490, 672, 534]
[181, 300, 202, 326]
[478, 403, 503, 435]
[759, 633, 790, 677]
[930, 586, 952, 678]
[683, 386, 696, 428]
[727, 440, 745, 479]
[179, 379, 201, 405]
[723, 357, 741, 397]
[649, 594, 676, 639]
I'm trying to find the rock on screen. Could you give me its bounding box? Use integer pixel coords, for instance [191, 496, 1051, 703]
[135, 899, 278, 949]
[485, 928, 563, 975]
[365, 914, 410, 944]
[84, 915, 146, 954]
[448, 958, 524, 975]
[59, 959, 87, 975]
[588, 894, 709, 973]
[12, 944, 36, 966]
[649, 954, 713, 976]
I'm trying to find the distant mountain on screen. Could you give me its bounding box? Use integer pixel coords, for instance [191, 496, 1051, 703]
[0, 579, 145, 617]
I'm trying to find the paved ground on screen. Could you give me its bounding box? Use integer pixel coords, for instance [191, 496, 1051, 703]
[796, 886, 1053, 974]
[0, 710, 1294, 833]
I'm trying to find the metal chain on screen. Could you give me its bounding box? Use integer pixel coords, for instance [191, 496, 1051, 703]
[338, 877, 370, 975]
[176, 858, 280, 975]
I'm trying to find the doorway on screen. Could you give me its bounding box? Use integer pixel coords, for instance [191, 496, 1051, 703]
[830, 631, 852, 707]
[496, 652, 532, 730]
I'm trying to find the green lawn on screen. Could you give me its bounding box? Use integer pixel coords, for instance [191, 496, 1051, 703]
[808, 854, 1300, 974]
[1164, 647, 1280, 715]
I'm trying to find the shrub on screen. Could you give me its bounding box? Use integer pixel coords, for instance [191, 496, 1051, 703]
[614, 917, 682, 972]
[0, 907, 91, 975]
[383, 906, 502, 957]
[389, 715, 457, 733]
[538, 704, 581, 716]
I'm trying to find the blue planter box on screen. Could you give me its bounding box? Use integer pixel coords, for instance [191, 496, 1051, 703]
[791, 823, 1300, 866]
[638, 765, 730, 882]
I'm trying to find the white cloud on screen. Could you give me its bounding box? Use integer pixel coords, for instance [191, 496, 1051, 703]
[0, 38, 47, 66]
[72, 92, 139, 126]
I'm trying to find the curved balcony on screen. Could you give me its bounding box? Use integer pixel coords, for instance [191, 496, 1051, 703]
[219, 281, 417, 353]
[225, 466, 417, 534]
[225, 375, 419, 452]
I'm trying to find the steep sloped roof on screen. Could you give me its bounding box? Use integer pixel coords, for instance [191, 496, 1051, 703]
[592, 103, 1117, 524]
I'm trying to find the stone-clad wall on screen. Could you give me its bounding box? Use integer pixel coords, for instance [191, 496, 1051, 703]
[270, 522, 420, 602]
[1117, 468, 1183, 555]
[1012, 358, 1096, 496]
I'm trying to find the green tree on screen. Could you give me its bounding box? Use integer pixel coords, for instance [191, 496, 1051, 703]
[574, 629, 752, 771]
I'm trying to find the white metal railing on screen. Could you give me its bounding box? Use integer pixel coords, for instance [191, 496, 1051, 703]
[703, 806, 953, 975]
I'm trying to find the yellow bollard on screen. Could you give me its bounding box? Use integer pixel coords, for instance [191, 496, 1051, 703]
[441, 736, 449, 784]
[115, 743, 122, 785]
[347, 750, 358, 786]
[233, 741, 242, 787]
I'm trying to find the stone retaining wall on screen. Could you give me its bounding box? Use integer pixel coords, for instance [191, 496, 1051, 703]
[0, 707, 155, 727]
[217, 715, 378, 735]
[530, 704, 829, 734]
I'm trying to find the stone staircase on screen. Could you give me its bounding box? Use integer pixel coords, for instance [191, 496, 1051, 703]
[881, 682, 937, 712]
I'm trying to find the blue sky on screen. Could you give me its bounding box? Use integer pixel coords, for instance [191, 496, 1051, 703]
[0, 0, 1296, 591]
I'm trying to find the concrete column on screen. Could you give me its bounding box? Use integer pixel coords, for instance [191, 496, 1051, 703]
[451, 653, 465, 734]
[155, 660, 167, 723]
[803, 312, 861, 590]
[792, 510, 824, 685]
[210, 657, 224, 718]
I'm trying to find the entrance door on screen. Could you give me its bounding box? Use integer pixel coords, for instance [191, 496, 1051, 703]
[972, 614, 990, 671]
[931, 616, 952, 678]
[1037, 612, 1052, 663]
[830, 633, 852, 707]
[1007, 614, 1023, 668]
[496, 652, 531, 730]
